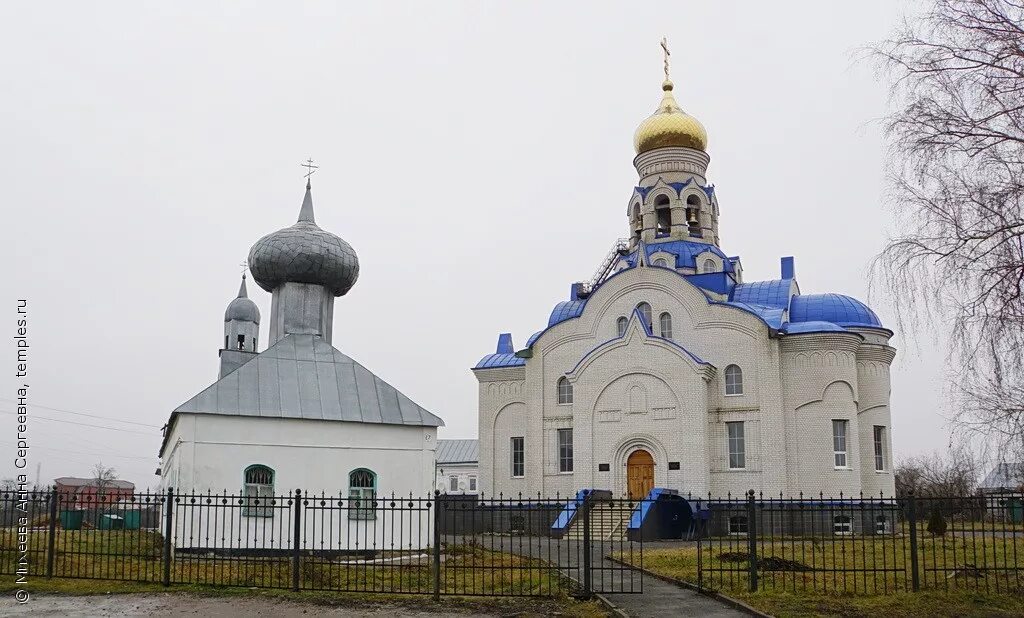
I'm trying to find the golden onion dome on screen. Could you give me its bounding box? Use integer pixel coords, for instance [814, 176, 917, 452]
[633, 79, 707, 154]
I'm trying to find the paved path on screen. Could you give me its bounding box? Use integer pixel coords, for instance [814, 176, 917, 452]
[456, 535, 747, 617]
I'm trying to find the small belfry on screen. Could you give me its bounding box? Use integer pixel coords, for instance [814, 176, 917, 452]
[220, 272, 260, 377]
[630, 37, 718, 249]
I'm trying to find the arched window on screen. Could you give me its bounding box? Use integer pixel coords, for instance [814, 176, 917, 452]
[557, 377, 573, 404]
[833, 515, 853, 535]
[702, 259, 716, 274]
[348, 468, 377, 520]
[685, 194, 701, 232]
[243, 464, 274, 518]
[616, 316, 628, 337]
[659, 312, 673, 339]
[654, 195, 671, 235]
[631, 204, 642, 241]
[636, 302, 652, 329]
[725, 364, 743, 395]
[653, 258, 668, 267]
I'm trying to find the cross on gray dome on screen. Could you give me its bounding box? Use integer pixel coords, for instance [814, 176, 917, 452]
[224, 275, 261, 323]
[247, 183, 360, 297]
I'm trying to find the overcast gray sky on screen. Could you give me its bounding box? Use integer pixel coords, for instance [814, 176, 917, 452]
[2, 1, 947, 488]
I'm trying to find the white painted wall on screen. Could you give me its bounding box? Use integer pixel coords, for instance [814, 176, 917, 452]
[160, 414, 437, 549]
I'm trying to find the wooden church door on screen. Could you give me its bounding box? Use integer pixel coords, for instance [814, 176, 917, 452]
[627, 449, 655, 500]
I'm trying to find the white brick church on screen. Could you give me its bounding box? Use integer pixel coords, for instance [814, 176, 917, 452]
[473, 67, 896, 501]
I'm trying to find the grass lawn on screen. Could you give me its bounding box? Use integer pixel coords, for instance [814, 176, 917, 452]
[618, 542, 1024, 618]
[0, 529, 604, 614]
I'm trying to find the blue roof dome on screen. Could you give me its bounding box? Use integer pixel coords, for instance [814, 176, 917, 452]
[789, 294, 883, 329]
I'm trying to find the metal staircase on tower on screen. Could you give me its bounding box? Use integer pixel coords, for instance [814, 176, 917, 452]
[576, 238, 630, 299]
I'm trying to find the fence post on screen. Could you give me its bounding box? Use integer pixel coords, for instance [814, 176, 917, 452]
[292, 488, 302, 592]
[162, 487, 173, 587]
[45, 486, 57, 578]
[746, 489, 758, 592]
[432, 491, 441, 601]
[582, 495, 593, 598]
[907, 490, 920, 592]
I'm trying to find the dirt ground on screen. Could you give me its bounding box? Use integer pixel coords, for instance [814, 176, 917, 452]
[3, 593, 524, 617]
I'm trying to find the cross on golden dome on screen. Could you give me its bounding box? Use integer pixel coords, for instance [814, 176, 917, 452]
[633, 38, 708, 154]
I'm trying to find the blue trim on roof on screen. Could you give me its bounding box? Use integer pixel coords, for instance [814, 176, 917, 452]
[730, 279, 793, 309]
[473, 352, 526, 369]
[790, 293, 884, 329]
[628, 240, 734, 273]
[525, 330, 543, 348]
[634, 178, 716, 201]
[685, 272, 735, 296]
[548, 299, 587, 327]
[716, 301, 786, 330]
[567, 308, 709, 375]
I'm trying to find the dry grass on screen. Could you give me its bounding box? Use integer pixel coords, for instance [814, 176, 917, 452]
[618, 539, 1024, 618]
[0, 529, 577, 599]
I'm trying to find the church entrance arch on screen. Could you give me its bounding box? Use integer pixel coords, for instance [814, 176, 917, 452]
[626, 449, 655, 500]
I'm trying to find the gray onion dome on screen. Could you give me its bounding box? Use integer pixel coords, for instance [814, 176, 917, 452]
[247, 182, 360, 297]
[224, 276, 260, 323]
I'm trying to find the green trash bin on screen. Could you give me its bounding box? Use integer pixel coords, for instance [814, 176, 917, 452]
[122, 510, 141, 530]
[59, 510, 84, 530]
[1009, 498, 1023, 524]
[99, 514, 125, 530]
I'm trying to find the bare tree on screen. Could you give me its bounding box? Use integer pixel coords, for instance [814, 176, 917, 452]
[871, 0, 1024, 460]
[895, 447, 978, 496]
[91, 462, 118, 504]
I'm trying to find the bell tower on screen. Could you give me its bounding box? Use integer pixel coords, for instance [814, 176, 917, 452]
[219, 274, 260, 378]
[628, 39, 720, 249]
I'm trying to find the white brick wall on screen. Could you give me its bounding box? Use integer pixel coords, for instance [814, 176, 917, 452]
[476, 265, 897, 499]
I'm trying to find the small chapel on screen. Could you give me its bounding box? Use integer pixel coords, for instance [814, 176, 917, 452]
[473, 56, 897, 501]
[158, 179, 443, 504]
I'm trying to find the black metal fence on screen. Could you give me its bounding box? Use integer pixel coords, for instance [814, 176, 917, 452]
[0, 488, 645, 598]
[697, 490, 1024, 595]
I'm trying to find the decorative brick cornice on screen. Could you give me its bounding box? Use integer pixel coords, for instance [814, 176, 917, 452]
[474, 366, 526, 383]
[856, 344, 896, 365]
[780, 332, 862, 354]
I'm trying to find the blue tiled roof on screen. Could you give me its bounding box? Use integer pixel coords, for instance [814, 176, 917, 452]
[525, 330, 544, 348]
[473, 353, 525, 369]
[548, 299, 587, 327]
[718, 301, 785, 330]
[730, 279, 793, 309]
[789, 294, 884, 329]
[627, 241, 733, 272]
[473, 333, 527, 369]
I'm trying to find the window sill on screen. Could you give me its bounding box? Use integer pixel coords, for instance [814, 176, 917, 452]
[511, 476, 525, 479]
[726, 467, 747, 472]
[557, 470, 574, 475]
[724, 393, 744, 398]
[556, 403, 573, 407]
[834, 466, 852, 471]
[875, 470, 890, 474]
